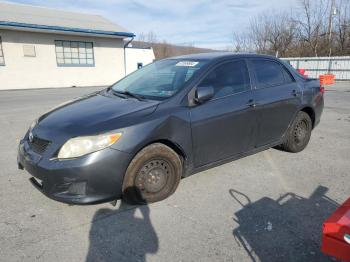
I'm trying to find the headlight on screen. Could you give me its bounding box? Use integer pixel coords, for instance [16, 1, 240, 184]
[57, 132, 122, 159]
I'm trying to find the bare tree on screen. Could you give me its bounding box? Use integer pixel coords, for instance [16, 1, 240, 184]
[294, 0, 330, 56]
[265, 13, 297, 57]
[232, 0, 350, 57]
[137, 32, 146, 42]
[231, 32, 253, 52]
[146, 31, 158, 44]
[136, 31, 158, 44]
[249, 15, 269, 54]
[334, 0, 350, 55]
[245, 12, 297, 57]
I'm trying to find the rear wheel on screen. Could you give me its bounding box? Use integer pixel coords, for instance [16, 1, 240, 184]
[281, 111, 312, 153]
[122, 143, 182, 204]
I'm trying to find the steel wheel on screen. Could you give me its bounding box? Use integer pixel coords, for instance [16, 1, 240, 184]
[122, 143, 182, 204]
[135, 159, 173, 194]
[281, 111, 312, 153]
[294, 119, 309, 146]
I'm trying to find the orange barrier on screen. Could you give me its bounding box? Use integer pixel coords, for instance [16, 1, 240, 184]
[320, 74, 335, 85]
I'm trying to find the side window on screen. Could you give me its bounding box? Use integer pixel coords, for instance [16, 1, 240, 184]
[251, 60, 285, 87]
[281, 66, 295, 83]
[199, 60, 250, 99]
[0, 36, 5, 66]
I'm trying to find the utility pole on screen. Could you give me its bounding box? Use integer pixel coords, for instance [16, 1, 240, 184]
[328, 0, 336, 73]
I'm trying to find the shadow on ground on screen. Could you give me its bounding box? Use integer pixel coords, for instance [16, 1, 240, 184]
[86, 202, 158, 262]
[230, 186, 339, 262]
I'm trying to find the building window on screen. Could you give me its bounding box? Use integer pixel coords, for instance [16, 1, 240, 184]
[55, 40, 94, 66]
[23, 45, 36, 57]
[0, 37, 5, 66]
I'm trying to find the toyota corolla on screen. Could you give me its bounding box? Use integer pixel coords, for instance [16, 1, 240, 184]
[17, 53, 324, 205]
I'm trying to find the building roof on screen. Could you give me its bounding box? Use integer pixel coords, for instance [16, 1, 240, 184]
[126, 41, 153, 49]
[0, 1, 135, 38]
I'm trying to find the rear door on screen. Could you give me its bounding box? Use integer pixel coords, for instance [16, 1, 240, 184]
[248, 59, 301, 147]
[189, 60, 257, 167]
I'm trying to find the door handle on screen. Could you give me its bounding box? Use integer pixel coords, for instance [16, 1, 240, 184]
[292, 90, 300, 97]
[247, 99, 258, 108]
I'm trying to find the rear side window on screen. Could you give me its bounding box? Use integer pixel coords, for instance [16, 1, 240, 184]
[282, 67, 295, 83]
[280, 62, 295, 83]
[282, 60, 305, 80]
[251, 60, 285, 88]
[199, 60, 250, 99]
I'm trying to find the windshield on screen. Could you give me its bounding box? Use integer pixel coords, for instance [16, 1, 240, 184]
[111, 59, 208, 100]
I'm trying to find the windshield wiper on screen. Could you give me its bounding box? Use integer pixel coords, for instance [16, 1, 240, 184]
[109, 89, 125, 99]
[112, 90, 145, 101]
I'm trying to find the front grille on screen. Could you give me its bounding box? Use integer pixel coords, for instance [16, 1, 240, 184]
[28, 136, 51, 154]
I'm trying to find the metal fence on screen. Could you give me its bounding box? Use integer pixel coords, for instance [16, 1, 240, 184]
[281, 56, 350, 81]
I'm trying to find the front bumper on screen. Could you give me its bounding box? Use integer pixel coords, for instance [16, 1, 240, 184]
[17, 139, 132, 205]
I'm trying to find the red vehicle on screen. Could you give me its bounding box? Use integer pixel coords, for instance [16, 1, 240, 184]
[322, 197, 350, 261]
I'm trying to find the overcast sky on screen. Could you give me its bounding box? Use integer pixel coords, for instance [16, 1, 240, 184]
[7, 0, 299, 49]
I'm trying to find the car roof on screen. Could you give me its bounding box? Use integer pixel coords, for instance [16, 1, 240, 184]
[170, 52, 277, 61]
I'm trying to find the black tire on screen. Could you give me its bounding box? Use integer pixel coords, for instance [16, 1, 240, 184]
[281, 111, 312, 153]
[122, 143, 182, 204]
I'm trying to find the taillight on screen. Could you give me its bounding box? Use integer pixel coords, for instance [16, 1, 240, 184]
[320, 86, 325, 94]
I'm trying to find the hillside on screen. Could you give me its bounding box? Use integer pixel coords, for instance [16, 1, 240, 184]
[130, 41, 216, 60]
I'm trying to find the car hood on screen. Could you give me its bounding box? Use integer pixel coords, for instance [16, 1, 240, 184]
[37, 91, 159, 137]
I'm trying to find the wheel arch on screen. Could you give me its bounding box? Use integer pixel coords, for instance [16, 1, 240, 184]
[300, 106, 316, 128]
[129, 139, 188, 171]
[144, 139, 187, 162]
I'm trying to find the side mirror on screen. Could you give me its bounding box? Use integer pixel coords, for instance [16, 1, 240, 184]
[194, 86, 214, 104]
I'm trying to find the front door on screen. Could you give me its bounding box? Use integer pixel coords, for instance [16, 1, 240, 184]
[190, 60, 258, 167]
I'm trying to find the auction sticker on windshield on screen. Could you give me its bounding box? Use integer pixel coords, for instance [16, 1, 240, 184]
[176, 61, 199, 67]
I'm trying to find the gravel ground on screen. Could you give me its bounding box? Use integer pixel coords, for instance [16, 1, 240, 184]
[0, 83, 349, 262]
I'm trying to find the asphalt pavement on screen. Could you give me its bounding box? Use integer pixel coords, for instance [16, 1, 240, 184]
[0, 83, 349, 262]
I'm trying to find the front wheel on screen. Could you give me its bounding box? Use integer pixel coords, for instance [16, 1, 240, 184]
[281, 111, 312, 153]
[122, 143, 182, 204]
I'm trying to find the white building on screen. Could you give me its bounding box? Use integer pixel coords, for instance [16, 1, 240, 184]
[0, 1, 155, 90]
[125, 43, 155, 75]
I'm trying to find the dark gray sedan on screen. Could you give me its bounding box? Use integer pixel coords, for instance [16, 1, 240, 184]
[17, 53, 324, 205]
